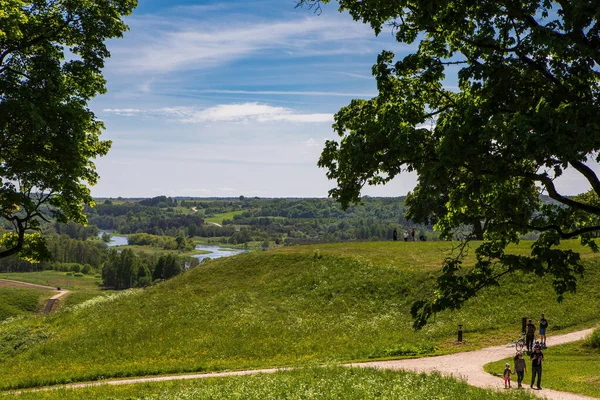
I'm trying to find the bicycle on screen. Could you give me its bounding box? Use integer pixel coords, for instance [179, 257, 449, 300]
[515, 333, 527, 352]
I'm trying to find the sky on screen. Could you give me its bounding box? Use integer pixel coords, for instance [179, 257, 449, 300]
[89, 0, 421, 198]
[90, 0, 591, 198]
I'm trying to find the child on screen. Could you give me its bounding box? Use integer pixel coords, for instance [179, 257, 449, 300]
[514, 352, 527, 388]
[504, 362, 513, 388]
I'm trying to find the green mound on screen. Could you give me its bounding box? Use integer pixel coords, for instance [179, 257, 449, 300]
[3, 367, 536, 400]
[0, 241, 599, 390]
[0, 287, 50, 321]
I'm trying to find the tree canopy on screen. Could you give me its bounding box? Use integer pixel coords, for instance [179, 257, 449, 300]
[0, 0, 137, 259]
[299, 0, 600, 327]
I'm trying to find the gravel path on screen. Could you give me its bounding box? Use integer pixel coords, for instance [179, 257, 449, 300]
[17, 327, 597, 399]
[349, 328, 598, 400]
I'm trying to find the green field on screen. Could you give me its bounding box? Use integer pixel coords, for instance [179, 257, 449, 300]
[2, 367, 536, 400]
[0, 271, 101, 291]
[203, 211, 244, 224]
[485, 332, 600, 398]
[0, 241, 598, 391]
[0, 286, 52, 321]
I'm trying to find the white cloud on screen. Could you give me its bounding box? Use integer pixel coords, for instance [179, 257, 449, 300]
[305, 138, 321, 147]
[103, 108, 141, 116]
[103, 102, 333, 124]
[191, 89, 376, 97]
[113, 16, 377, 74]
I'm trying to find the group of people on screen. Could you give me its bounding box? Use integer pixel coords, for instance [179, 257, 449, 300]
[392, 228, 425, 241]
[503, 313, 549, 390]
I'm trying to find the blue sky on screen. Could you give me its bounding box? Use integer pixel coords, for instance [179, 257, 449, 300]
[90, 0, 589, 198]
[89, 0, 421, 198]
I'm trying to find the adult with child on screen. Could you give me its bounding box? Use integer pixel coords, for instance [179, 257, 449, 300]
[513, 352, 527, 388]
[530, 344, 544, 390]
[539, 313, 548, 348]
[525, 319, 536, 352]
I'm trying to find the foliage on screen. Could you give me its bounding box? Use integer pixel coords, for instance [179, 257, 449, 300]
[0, 367, 537, 400]
[585, 328, 600, 349]
[87, 196, 421, 245]
[0, 242, 599, 389]
[299, 0, 600, 328]
[0, 0, 138, 260]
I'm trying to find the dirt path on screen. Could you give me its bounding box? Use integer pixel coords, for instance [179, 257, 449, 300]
[0, 279, 69, 313]
[19, 327, 597, 398]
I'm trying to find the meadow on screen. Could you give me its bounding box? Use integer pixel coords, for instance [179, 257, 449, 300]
[0, 286, 52, 321]
[202, 211, 245, 225]
[0, 241, 598, 391]
[3, 367, 536, 400]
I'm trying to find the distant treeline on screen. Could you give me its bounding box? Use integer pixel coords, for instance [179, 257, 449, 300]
[83, 196, 429, 245]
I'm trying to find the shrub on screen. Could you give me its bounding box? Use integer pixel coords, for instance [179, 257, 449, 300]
[73, 273, 84, 277]
[81, 264, 92, 275]
[70, 264, 81, 273]
[65, 272, 73, 276]
[585, 328, 600, 349]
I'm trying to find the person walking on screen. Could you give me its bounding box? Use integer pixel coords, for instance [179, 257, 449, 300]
[403, 231, 409, 241]
[539, 313, 548, 348]
[530, 344, 544, 390]
[503, 362, 513, 388]
[411, 228, 416, 241]
[525, 319, 536, 352]
[514, 352, 526, 388]
[393, 228, 398, 241]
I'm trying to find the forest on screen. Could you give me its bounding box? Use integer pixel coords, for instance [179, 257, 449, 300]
[0, 196, 419, 289]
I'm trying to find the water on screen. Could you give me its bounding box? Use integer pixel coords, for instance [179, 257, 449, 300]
[193, 245, 247, 262]
[97, 232, 246, 260]
[97, 231, 129, 247]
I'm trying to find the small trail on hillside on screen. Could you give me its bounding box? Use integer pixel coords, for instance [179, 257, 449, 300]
[14, 327, 598, 399]
[0, 279, 69, 313]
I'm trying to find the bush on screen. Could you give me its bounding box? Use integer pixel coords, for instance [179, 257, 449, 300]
[70, 264, 81, 273]
[585, 328, 600, 349]
[65, 272, 73, 276]
[81, 264, 92, 275]
[73, 273, 84, 277]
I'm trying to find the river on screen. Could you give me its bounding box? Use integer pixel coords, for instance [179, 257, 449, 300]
[97, 232, 246, 261]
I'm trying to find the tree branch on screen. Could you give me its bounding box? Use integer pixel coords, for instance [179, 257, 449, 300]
[527, 172, 600, 215]
[569, 160, 600, 198]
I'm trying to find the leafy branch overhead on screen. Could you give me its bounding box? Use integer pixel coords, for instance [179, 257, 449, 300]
[0, 0, 138, 259]
[299, 0, 600, 328]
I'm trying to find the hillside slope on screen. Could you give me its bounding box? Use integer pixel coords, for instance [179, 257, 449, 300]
[0, 241, 599, 390]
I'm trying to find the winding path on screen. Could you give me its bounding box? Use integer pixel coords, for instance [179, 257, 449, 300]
[0, 279, 69, 313]
[17, 327, 598, 399]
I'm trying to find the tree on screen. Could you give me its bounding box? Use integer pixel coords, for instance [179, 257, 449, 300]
[299, 0, 600, 327]
[0, 0, 138, 259]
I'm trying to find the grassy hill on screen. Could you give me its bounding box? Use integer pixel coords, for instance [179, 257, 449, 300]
[0, 286, 52, 321]
[0, 241, 599, 390]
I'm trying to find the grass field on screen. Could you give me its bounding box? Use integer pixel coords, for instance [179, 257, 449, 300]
[0, 287, 52, 321]
[2, 367, 536, 400]
[0, 271, 101, 291]
[484, 332, 600, 398]
[203, 211, 244, 224]
[0, 241, 598, 391]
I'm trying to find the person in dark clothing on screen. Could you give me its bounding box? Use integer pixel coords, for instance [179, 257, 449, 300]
[539, 313, 548, 347]
[513, 352, 526, 388]
[530, 345, 544, 389]
[393, 228, 398, 241]
[526, 319, 536, 352]
[411, 228, 416, 241]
